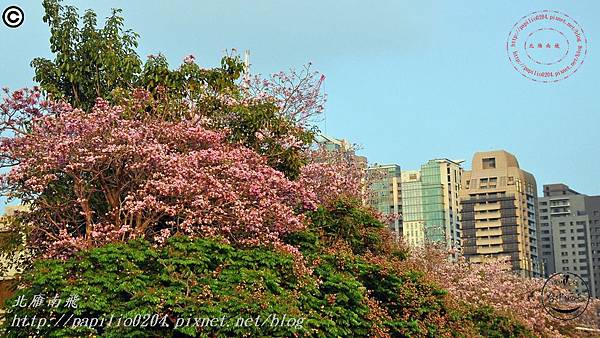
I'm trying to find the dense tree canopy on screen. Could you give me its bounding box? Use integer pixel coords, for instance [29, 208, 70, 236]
[0, 93, 320, 260]
[32, 0, 141, 110]
[31, 0, 324, 180]
[1, 200, 536, 338]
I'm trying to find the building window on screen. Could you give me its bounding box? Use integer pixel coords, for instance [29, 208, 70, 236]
[482, 158, 496, 169]
[479, 178, 489, 189]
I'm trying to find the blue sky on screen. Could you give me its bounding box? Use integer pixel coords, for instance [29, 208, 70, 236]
[0, 0, 599, 199]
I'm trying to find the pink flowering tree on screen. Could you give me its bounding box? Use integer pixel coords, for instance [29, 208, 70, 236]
[243, 63, 327, 127]
[0, 90, 317, 261]
[0, 1, 331, 265]
[402, 244, 600, 337]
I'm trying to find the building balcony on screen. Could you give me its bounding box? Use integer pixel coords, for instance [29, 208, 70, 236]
[474, 203, 501, 211]
[476, 228, 503, 237]
[474, 220, 502, 228]
[478, 246, 504, 255]
[477, 238, 503, 246]
[475, 211, 501, 220]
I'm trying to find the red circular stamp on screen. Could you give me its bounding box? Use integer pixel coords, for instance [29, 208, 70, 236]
[506, 10, 587, 83]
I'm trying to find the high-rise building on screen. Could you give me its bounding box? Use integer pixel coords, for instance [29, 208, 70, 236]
[316, 134, 353, 153]
[459, 150, 540, 277]
[539, 184, 600, 297]
[366, 164, 402, 240]
[401, 159, 463, 249]
[314, 133, 368, 166]
[588, 196, 600, 297]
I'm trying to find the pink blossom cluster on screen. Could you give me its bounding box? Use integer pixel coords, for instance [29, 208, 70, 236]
[0, 87, 48, 137]
[404, 245, 597, 337]
[298, 146, 366, 205]
[183, 54, 196, 65]
[1, 93, 317, 258]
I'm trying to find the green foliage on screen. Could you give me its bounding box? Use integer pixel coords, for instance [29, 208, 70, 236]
[466, 306, 535, 338]
[32, 0, 242, 115]
[138, 53, 243, 100]
[0, 237, 369, 337]
[313, 251, 460, 337]
[113, 53, 245, 122]
[223, 102, 315, 179]
[32, 0, 142, 110]
[293, 197, 406, 258]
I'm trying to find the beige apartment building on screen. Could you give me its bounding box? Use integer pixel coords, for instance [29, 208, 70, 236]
[459, 150, 540, 277]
